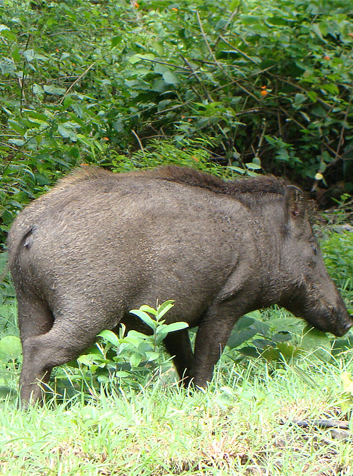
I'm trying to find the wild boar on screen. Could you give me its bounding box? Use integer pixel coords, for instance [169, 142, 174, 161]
[7, 166, 352, 406]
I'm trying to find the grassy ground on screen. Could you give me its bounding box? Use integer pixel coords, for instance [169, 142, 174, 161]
[1, 330, 353, 475]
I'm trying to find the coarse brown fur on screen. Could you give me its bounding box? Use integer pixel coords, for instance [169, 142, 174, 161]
[7, 165, 352, 407]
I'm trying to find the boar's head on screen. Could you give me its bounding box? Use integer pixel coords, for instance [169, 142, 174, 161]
[279, 185, 352, 337]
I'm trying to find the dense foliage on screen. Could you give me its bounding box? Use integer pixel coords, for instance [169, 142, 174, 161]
[1, 0, 353, 245]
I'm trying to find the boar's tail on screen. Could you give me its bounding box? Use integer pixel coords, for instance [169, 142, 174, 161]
[5, 224, 36, 280]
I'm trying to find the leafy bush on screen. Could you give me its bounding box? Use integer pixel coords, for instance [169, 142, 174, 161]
[320, 230, 353, 316]
[1, 0, 353, 246]
[225, 309, 353, 366]
[53, 301, 188, 399]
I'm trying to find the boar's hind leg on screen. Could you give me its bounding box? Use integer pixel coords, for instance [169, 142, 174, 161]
[19, 302, 104, 408]
[163, 328, 193, 383]
[16, 290, 54, 408]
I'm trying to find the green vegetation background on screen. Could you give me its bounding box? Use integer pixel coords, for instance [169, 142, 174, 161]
[1, 0, 353, 246]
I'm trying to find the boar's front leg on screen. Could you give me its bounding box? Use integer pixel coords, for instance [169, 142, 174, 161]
[190, 302, 242, 388]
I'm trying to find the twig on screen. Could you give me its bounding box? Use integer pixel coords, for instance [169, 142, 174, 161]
[133, 56, 190, 72]
[322, 141, 343, 163]
[219, 36, 259, 65]
[254, 119, 267, 159]
[215, 4, 241, 47]
[59, 62, 96, 105]
[155, 99, 194, 115]
[235, 81, 260, 102]
[196, 12, 230, 78]
[180, 55, 214, 103]
[278, 105, 313, 134]
[131, 129, 145, 155]
[20, 34, 32, 114]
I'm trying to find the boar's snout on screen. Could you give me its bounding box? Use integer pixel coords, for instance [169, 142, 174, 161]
[311, 307, 353, 337]
[297, 294, 353, 338]
[333, 318, 353, 337]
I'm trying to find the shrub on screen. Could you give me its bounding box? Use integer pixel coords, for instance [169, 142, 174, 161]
[1, 0, 353, 246]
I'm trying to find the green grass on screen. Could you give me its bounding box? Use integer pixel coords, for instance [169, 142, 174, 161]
[1, 312, 353, 476]
[1, 356, 353, 475]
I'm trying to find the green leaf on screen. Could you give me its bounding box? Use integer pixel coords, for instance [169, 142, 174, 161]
[98, 330, 120, 347]
[307, 91, 318, 102]
[161, 322, 189, 333]
[269, 317, 304, 334]
[233, 316, 255, 332]
[237, 346, 260, 358]
[146, 351, 160, 361]
[227, 329, 258, 349]
[227, 166, 246, 174]
[245, 163, 261, 170]
[71, 104, 84, 118]
[321, 83, 339, 95]
[139, 305, 157, 316]
[111, 36, 122, 47]
[115, 371, 130, 378]
[8, 120, 26, 136]
[294, 93, 307, 106]
[58, 125, 77, 141]
[276, 342, 300, 361]
[162, 71, 179, 85]
[261, 347, 280, 361]
[311, 23, 326, 42]
[250, 320, 270, 337]
[43, 85, 66, 96]
[156, 300, 174, 320]
[130, 352, 142, 367]
[301, 327, 331, 362]
[126, 330, 149, 341]
[0, 336, 22, 361]
[32, 84, 44, 97]
[128, 53, 155, 64]
[0, 386, 17, 399]
[271, 332, 292, 343]
[130, 309, 157, 330]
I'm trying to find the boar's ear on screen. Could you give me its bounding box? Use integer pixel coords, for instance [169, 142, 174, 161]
[284, 185, 307, 231]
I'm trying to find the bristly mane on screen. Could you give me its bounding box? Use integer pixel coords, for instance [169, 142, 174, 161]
[142, 165, 288, 196]
[58, 165, 289, 196]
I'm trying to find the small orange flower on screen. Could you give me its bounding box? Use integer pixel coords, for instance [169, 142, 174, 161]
[102, 137, 109, 141]
[55, 48, 59, 53]
[323, 55, 331, 60]
[171, 7, 178, 11]
[261, 85, 267, 89]
[134, 2, 139, 7]
[260, 90, 268, 96]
